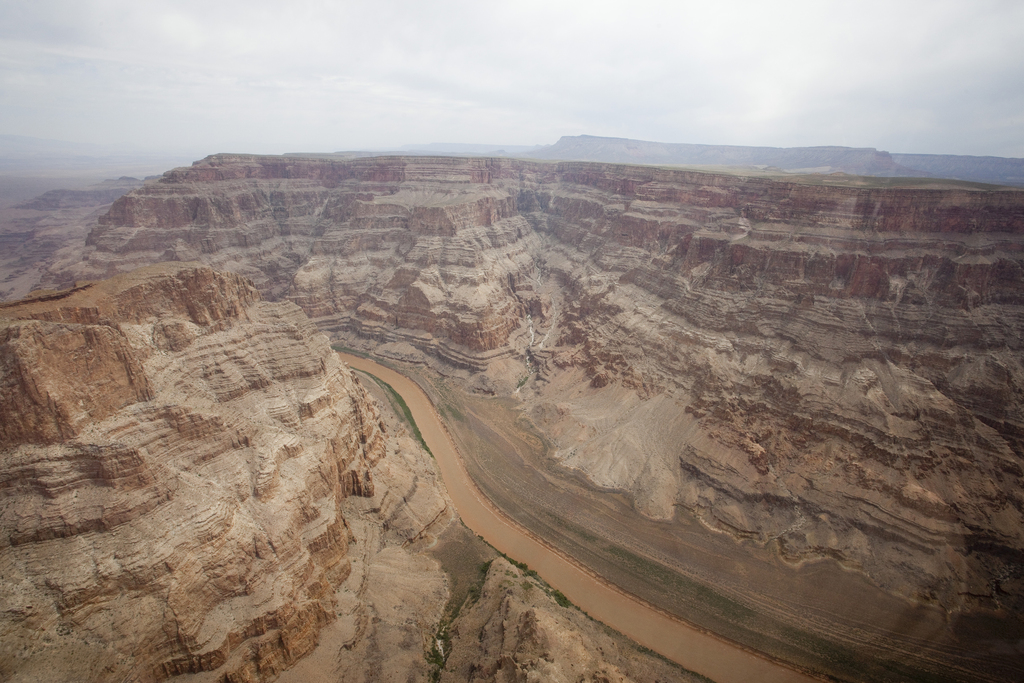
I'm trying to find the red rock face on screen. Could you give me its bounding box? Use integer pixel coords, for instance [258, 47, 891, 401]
[67, 157, 544, 361]
[0, 264, 387, 682]
[51, 155, 1024, 617]
[0, 320, 153, 443]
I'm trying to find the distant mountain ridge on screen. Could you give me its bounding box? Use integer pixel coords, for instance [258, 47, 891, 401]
[526, 135, 1024, 186]
[889, 152, 1024, 186]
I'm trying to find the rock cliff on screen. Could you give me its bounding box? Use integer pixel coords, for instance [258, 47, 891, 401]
[50, 155, 1024, 622]
[526, 164, 1024, 616]
[0, 264, 396, 681]
[441, 557, 705, 683]
[55, 156, 543, 370]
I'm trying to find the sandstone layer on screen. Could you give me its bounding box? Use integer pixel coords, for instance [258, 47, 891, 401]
[49, 156, 1024, 629]
[0, 264, 395, 682]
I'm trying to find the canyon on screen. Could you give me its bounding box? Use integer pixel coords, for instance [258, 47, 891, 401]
[0, 264, 452, 682]
[0, 176, 142, 301]
[3, 152, 1024, 681]
[0, 261, 695, 683]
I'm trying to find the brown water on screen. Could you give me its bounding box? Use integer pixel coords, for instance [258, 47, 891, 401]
[339, 353, 819, 683]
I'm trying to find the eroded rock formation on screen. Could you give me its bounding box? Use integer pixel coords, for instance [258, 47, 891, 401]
[0, 264, 392, 681]
[441, 557, 704, 683]
[48, 155, 1024, 620]
[528, 165, 1024, 615]
[51, 156, 547, 371]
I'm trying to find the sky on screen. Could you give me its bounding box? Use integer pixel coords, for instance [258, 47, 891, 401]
[2, 0, 1023, 159]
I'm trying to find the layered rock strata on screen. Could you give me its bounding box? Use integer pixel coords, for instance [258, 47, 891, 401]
[441, 557, 706, 683]
[527, 166, 1024, 615]
[0, 264, 390, 682]
[51, 155, 1024, 617]
[0, 176, 141, 301]
[58, 156, 545, 371]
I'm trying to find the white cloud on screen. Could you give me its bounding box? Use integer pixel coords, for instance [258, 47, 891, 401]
[1, 0, 1021, 156]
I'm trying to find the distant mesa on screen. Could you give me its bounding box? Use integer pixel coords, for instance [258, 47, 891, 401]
[14, 183, 141, 211]
[399, 142, 546, 156]
[523, 134, 1024, 186]
[312, 134, 1024, 187]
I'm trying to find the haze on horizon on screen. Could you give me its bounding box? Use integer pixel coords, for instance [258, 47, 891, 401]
[2, 0, 1023, 160]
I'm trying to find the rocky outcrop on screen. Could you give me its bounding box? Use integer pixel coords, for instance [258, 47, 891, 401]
[441, 558, 705, 683]
[0, 264, 390, 682]
[49, 155, 1024, 618]
[55, 156, 543, 370]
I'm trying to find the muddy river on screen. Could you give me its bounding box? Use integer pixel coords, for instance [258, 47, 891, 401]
[339, 353, 818, 683]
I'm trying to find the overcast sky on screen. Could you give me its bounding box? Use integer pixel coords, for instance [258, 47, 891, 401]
[2, 0, 1022, 159]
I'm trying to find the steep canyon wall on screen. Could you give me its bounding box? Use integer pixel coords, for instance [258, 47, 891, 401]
[51, 155, 1024, 618]
[0, 264, 397, 681]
